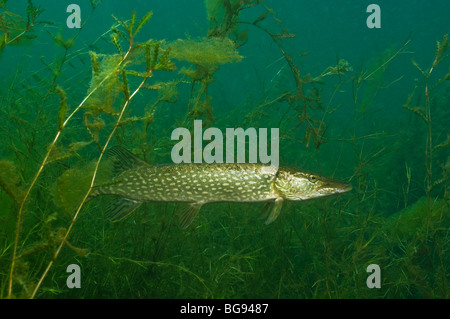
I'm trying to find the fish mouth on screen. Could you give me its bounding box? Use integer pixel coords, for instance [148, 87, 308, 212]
[318, 182, 352, 196]
[321, 181, 352, 194]
[337, 183, 352, 193]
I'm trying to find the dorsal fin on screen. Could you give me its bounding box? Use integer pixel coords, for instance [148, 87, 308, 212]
[106, 145, 148, 177]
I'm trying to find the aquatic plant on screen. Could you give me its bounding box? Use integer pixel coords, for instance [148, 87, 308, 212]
[1, 7, 177, 298]
[0, 0, 45, 52]
[171, 37, 242, 67]
[404, 34, 450, 200]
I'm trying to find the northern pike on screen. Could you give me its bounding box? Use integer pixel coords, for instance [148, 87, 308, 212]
[89, 146, 351, 227]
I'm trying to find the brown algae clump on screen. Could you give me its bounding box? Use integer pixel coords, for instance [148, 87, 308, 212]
[0, 161, 25, 205]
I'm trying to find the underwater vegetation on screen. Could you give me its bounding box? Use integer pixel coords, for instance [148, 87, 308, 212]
[0, 0, 448, 299]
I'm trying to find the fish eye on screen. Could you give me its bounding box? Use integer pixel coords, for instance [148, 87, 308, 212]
[308, 174, 317, 183]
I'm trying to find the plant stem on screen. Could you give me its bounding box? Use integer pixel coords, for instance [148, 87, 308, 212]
[29, 74, 148, 298]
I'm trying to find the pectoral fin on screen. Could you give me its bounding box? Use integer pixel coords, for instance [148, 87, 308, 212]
[105, 197, 142, 221]
[259, 202, 272, 220]
[265, 198, 283, 225]
[178, 203, 203, 229]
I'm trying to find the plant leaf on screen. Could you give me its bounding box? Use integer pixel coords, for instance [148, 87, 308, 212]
[411, 59, 427, 77]
[133, 11, 153, 37]
[55, 86, 67, 130]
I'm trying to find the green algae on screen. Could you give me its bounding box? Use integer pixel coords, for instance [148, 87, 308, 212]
[386, 197, 448, 239]
[0, 161, 25, 205]
[170, 37, 242, 67]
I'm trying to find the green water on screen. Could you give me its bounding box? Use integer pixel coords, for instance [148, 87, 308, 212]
[0, 0, 448, 299]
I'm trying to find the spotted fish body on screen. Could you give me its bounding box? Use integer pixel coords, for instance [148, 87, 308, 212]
[95, 163, 278, 203]
[90, 146, 351, 227]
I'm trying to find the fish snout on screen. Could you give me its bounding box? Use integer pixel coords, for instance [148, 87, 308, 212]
[337, 183, 352, 193]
